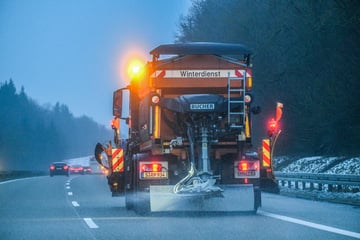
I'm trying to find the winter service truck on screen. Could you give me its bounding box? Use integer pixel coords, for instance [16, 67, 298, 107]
[95, 42, 279, 214]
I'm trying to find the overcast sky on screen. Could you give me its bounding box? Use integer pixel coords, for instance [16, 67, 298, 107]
[0, 0, 191, 126]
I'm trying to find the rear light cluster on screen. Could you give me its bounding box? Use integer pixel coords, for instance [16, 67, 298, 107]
[50, 165, 69, 170]
[70, 166, 83, 171]
[234, 159, 260, 179]
[139, 161, 168, 179]
[237, 160, 259, 172]
[141, 163, 162, 172]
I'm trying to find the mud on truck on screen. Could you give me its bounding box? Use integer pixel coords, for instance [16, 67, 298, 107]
[95, 42, 276, 214]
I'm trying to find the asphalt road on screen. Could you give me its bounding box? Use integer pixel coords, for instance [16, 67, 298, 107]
[0, 174, 359, 240]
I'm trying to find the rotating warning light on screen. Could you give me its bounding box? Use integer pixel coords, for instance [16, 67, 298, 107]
[127, 59, 145, 80]
[267, 118, 278, 137]
[268, 118, 277, 132]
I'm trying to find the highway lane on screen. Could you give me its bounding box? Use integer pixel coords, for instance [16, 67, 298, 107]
[0, 174, 359, 240]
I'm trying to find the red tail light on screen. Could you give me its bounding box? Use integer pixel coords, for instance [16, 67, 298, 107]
[50, 166, 55, 170]
[238, 162, 248, 171]
[237, 160, 259, 171]
[141, 163, 162, 172]
[63, 165, 69, 170]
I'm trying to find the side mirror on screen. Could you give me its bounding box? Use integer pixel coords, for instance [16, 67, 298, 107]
[94, 143, 110, 169]
[113, 88, 129, 119]
[113, 89, 122, 117]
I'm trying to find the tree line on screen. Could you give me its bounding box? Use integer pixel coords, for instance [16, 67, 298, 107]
[176, 0, 360, 157]
[0, 79, 111, 170]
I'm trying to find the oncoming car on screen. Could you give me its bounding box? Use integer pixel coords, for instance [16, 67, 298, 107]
[50, 162, 69, 177]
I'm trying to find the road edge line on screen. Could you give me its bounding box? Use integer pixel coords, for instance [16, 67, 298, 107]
[258, 210, 360, 239]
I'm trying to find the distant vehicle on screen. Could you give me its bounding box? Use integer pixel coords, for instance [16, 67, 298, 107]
[83, 166, 92, 174]
[69, 165, 84, 174]
[50, 162, 69, 177]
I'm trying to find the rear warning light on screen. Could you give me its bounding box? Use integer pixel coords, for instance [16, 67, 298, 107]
[237, 160, 259, 172]
[141, 163, 162, 172]
[50, 166, 55, 170]
[235, 159, 260, 179]
[239, 162, 248, 171]
[63, 165, 69, 170]
[139, 161, 168, 179]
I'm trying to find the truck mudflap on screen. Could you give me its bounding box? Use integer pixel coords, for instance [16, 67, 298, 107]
[149, 184, 258, 212]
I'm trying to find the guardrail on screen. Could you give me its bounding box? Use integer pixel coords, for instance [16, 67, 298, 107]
[274, 172, 360, 192]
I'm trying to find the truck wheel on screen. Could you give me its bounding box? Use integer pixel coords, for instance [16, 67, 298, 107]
[125, 189, 134, 210]
[133, 191, 150, 215]
[253, 188, 262, 214]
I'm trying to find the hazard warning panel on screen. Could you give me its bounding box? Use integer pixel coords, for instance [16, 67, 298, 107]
[262, 139, 271, 168]
[112, 148, 124, 172]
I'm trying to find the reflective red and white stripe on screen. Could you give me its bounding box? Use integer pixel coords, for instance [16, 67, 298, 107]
[112, 148, 124, 172]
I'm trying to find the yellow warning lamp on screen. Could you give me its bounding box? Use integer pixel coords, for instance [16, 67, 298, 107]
[127, 59, 145, 81]
[246, 69, 252, 91]
[246, 76, 252, 91]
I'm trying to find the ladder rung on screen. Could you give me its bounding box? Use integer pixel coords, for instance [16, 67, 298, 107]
[229, 89, 244, 92]
[229, 100, 244, 103]
[229, 112, 244, 115]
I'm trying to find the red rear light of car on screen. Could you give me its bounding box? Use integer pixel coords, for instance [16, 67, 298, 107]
[50, 166, 55, 170]
[63, 165, 69, 170]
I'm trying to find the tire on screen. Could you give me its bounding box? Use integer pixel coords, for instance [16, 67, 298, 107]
[125, 189, 134, 210]
[133, 191, 150, 215]
[253, 187, 261, 213]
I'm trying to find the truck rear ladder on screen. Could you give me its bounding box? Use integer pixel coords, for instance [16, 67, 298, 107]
[227, 72, 246, 128]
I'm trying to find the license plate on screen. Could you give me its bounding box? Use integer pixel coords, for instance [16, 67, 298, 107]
[237, 171, 256, 176]
[141, 172, 168, 179]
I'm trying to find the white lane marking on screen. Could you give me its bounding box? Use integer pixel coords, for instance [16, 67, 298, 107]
[84, 218, 99, 229]
[72, 201, 80, 207]
[68, 192, 73, 196]
[66, 186, 70, 189]
[258, 210, 360, 239]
